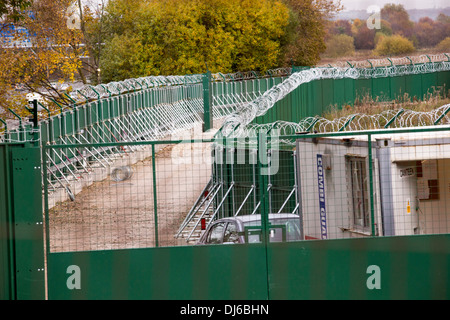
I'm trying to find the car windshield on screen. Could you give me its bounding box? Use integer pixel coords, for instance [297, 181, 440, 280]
[243, 217, 301, 243]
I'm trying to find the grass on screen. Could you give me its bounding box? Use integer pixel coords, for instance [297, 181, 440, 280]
[323, 85, 450, 121]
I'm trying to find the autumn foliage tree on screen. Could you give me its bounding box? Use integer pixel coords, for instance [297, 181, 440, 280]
[374, 34, 415, 56]
[0, 0, 341, 117]
[99, 0, 341, 82]
[380, 4, 414, 38]
[100, 0, 291, 81]
[281, 0, 342, 66]
[0, 0, 86, 117]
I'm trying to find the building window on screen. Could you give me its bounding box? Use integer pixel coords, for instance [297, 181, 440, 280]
[348, 156, 370, 229]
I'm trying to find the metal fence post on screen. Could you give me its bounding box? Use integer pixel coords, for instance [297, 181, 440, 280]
[367, 133, 376, 236]
[152, 144, 159, 247]
[202, 70, 212, 132]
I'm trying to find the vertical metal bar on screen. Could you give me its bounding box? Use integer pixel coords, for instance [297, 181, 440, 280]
[367, 133, 376, 236]
[4, 144, 16, 299]
[42, 145, 51, 283]
[258, 133, 269, 244]
[230, 147, 236, 216]
[257, 132, 271, 301]
[292, 151, 299, 215]
[203, 71, 212, 132]
[252, 149, 257, 209]
[152, 144, 159, 247]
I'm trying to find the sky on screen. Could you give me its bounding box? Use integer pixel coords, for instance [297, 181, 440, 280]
[338, 0, 450, 11]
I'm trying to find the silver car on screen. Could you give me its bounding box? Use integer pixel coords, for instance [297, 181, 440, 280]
[197, 213, 302, 245]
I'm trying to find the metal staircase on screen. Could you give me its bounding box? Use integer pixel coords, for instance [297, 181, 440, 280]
[175, 178, 220, 244]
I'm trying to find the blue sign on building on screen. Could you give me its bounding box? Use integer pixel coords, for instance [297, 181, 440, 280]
[317, 154, 328, 240]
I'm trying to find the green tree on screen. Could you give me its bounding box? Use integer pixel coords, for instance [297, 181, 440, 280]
[99, 0, 340, 81]
[100, 0, 290, 81]
[280, 0, 342, 66]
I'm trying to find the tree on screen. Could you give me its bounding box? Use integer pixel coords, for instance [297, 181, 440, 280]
[414, 17, 444, 48]
[328, 19, 352, 37]
[76, 0, 109, 84]
[324, 34, 355, 58]
[380, 4, 414, 38]
[100, 0, 291, 81]
[0, 0, 86, 118]
[373, 34, 415, 56]
[354, 25, 376, 50]
[0, 0, 32, 23]
[280, 0, 342, 66]
[436, 37, 450, 52]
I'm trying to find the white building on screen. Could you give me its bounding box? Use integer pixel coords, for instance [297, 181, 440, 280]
[296, 126, 450, 240]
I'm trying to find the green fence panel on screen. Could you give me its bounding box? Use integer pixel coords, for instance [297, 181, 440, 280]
[404, 74, 423, 101]
[372, 77, 391, 101]
[253, 69, 449, 126]
[421, 72, 438, 96]
[355, 78, 372, 101]
[10, 147, 45, 299]
[437, 70, 450, 91]
[47, 244, 269, 300]
[0, 145, 12, 300]
[332, 79, 346, 108]
[268, 234, 450, 300]
[322, 79, 334, 111]
[0, 145, 45, 300]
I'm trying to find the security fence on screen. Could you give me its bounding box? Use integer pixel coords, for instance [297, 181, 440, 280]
[2, 54, 450, 299]
[1, 118, 449, 299]
[43, 125, 450, 253]
[45, 134, 215, 252]
[35, 126, 450, 300]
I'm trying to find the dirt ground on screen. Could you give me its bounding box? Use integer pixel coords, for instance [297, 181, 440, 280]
[48, 133, 215, 252]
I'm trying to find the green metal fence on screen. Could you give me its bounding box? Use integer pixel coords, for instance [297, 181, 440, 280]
[1, 54, 450, 300]
[1, 125, 450, 300]
[251, 65, 450, 126]
[0, 144, 44, 300]
[40, 126, 450, 300]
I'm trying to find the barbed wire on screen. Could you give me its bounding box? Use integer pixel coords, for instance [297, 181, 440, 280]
[221, 54, 450, 137]
[224, 104, 450, 146]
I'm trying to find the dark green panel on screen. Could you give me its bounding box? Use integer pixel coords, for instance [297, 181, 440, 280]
[405, 74, 423, 101]
[391, 76, 406, 99]
[313, 80, 324, 116]
[0, 145, 13, 300]
[355, 78, 372, 101]
[47, 244, 268, 300]
[372, 77, 391, 102]
[421, 72, 438, 96]
[437, 70, 450, 91]
[268, 234, 450, 300]
[344, 78, 355, 106]
[321, 79, 334, 111]
[11, 147, 45, 300]
[64, 112, 74, 137]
